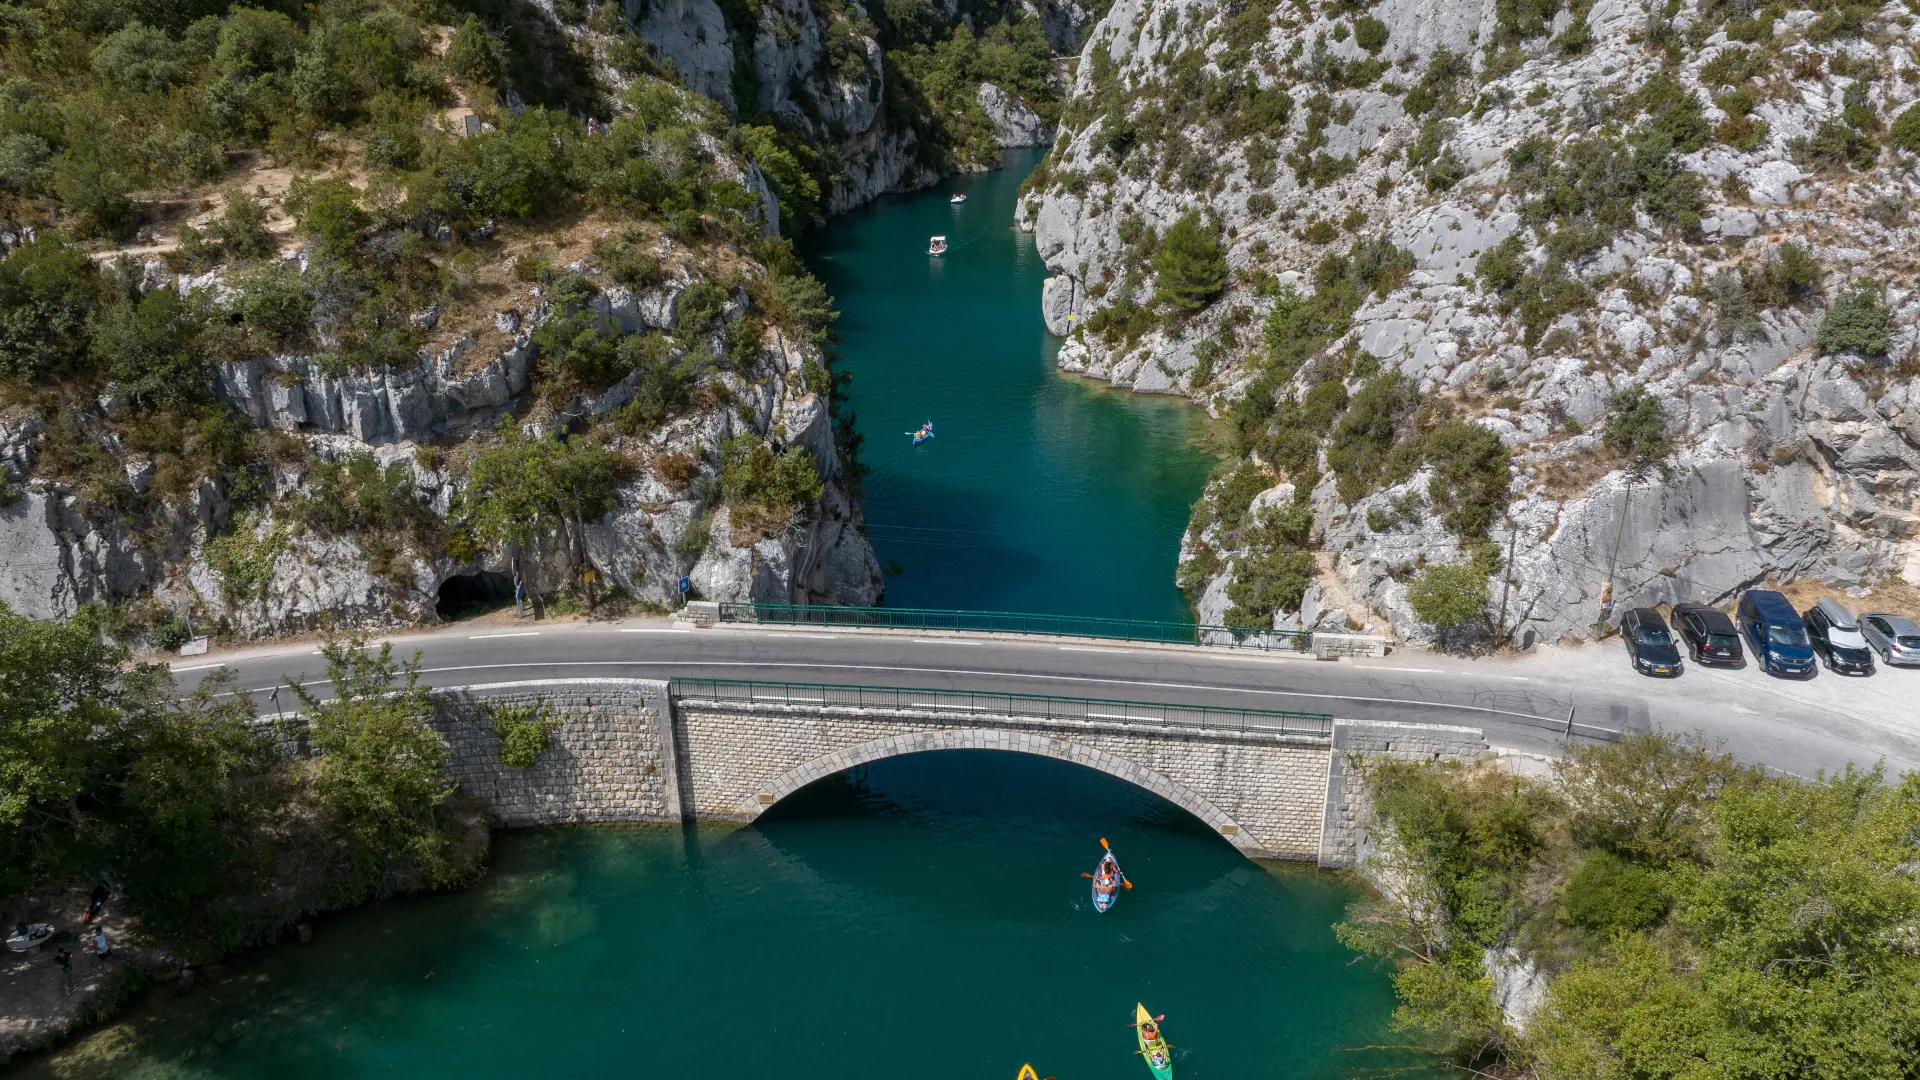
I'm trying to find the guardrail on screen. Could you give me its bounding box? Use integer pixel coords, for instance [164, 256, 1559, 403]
[669, 678, 1335, 738]
[716, 603, 1314, 652]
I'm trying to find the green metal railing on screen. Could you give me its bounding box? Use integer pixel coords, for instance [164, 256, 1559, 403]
[716, 603, 1313, 652]
[670, 678, 1334, 738]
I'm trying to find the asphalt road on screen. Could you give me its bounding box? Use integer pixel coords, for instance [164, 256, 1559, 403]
[166, 617, 1920, 779]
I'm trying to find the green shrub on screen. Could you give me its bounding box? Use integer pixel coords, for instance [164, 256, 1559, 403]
[232, 264, 315, 352]
[1816, 288, 1892, 357]
[1153, 212, 1227, 313]
[1225, 546, 1316, 628]
[1794, 119, 1879, 171]
[1423, 422, 1511, 539]
[1603, 384, 1673, 478]
[286, 176, 370, 257]
[0, 235, 104, 381]
[150, 615, 192, 652]
[1891, 104, 1920, 153]
[1560, 850, 1670, 932]
[1328, 371, 1419, 502]
[490, 700, 557, 769]
[720, 435, 824, 541]
[88, 287, 218, 409]
[1408, 561, 1490, 643]
[1353, 16, 1388, 53]
[445, 14, 502, 87]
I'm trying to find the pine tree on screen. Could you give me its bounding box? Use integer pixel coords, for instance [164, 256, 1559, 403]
[1153, 212, 1227, 313]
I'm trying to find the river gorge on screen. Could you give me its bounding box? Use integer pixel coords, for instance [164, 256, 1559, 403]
[814, 151, 1218, 622]
[10, 162, 1429, 1080]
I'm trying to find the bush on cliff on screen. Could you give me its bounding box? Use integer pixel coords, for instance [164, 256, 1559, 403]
[1153, 212, 1228, 313]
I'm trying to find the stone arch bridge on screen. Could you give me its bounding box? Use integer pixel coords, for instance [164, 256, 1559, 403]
[414, 678, 1490, 868]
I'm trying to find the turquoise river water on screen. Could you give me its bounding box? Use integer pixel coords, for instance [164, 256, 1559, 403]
[25, 753, 1435, 1079]
[807, 150, 1218, 621]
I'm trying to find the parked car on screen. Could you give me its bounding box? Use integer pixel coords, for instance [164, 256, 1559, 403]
[1859, 612, 1920, 666]
[1672, 602, 1744, 666]
[1619, 607, 1683, 677]
[1802, 597, 1875, 675]
[1737, 590, 1816, 677]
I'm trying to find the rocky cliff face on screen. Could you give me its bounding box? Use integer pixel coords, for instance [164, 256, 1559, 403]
[0, 258, 881, 636]
[1024, 0, 1920, 644]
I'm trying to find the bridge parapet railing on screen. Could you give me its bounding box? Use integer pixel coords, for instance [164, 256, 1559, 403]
[716, 603, 1314, 652]
[670, 678, 1335, 739]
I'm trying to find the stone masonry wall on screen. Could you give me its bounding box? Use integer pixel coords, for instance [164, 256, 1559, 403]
[1318, 719, 1491, 870]
[431, 680, 678, 827]
[673, 701, 1334, 859]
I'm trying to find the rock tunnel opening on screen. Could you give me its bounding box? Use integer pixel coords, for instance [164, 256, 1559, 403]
[436, 571, 516, 621]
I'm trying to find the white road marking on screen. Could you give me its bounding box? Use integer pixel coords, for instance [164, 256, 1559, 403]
[619, 628, 692, 634]
[469, 632, 541, 639]
[169, 662, 226, 672]
[228, 660, 1567, 724]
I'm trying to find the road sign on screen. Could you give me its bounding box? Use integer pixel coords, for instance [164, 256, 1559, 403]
[678, 577, 691, 594]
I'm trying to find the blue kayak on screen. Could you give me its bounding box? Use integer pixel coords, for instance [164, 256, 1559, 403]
[1091, 850, 1123, 912]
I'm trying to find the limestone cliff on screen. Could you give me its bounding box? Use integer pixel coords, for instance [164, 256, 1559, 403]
[1025, 0, 1920, 644]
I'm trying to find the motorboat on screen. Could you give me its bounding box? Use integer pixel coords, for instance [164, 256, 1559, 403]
[7, 923, 54, 952]
[928, 235, 948, 255]
[950, 193, 966, 203]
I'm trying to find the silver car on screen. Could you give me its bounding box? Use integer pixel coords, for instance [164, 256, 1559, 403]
[1859, 613, 1920, 666]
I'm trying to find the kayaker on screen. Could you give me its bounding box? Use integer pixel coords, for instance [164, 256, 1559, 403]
[1140, 1019, 1160, 1043]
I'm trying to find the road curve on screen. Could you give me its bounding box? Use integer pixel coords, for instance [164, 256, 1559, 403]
[164, 617, 1920, 779]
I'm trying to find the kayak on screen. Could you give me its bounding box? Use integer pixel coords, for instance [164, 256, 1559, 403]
[1135, 1002, 1172, 1080]
[1091, 851, 1122, 912]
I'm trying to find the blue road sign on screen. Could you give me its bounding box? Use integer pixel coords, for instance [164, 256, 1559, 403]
[678, 577, 692, 594]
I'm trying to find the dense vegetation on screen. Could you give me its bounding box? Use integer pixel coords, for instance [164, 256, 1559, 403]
[0, 605, 480, 958]
[1339, 733, 1920, 1078]
[0, 0, 868, 636]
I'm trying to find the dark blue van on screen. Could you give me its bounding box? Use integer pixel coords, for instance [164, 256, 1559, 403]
[1737, 589, 1815, 677]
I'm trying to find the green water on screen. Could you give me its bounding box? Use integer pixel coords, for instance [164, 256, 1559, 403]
[27, 753, 1433, 1079]
[808, 152, 1218, 621]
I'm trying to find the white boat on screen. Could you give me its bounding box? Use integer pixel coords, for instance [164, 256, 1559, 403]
[928, 235, 948, 255]
[6, 923, 54, 952]
[950, 194, 966, 203]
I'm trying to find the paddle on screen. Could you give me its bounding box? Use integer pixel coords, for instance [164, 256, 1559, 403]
[1100, 837, 1135, 888]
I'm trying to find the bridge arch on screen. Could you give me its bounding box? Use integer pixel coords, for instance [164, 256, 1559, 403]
[741, 728, 1268, 857]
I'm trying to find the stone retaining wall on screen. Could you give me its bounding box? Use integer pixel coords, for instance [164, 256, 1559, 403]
[431, 681, 677, 827]
[1317, 719, 1492, 870]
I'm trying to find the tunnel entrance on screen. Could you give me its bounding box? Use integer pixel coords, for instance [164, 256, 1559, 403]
[436, 571, 516, 621]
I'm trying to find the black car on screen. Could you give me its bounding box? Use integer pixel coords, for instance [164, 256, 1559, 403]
[1672, 602, 1744, 666]
[1803, 598, 1875, 675]
[1619, 607, 1683, 676]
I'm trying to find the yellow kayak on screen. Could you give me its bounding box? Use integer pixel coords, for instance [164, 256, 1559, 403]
[1017, 1067, 1040, 1080]
[1135, 1002, 1172, 1080]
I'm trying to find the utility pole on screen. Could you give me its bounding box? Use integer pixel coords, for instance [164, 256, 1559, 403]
[1594, 480, 1634, 640]
[1494, 510, 1518, 649]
